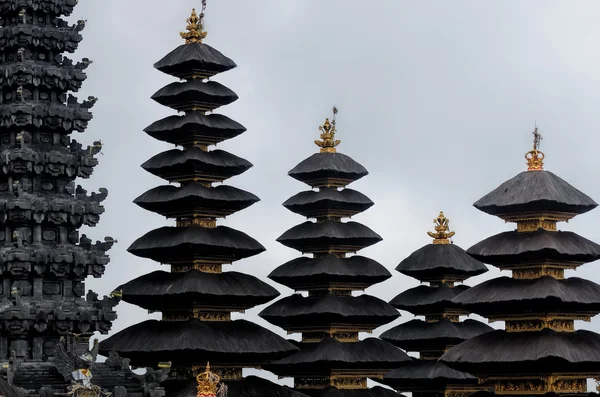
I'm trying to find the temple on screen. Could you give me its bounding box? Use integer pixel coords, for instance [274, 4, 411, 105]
[440, 129, 600, 395]
[97, 7, 307, 397]
[380, 212, 492, 397]
[0, 1, 165, 396]
[259, 110, 410, 396]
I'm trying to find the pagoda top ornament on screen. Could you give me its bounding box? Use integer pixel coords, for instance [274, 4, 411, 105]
[180, 2, 208, 44]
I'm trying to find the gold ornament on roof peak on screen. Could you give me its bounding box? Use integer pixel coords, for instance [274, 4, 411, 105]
[196, 362, 221, 397]
[525, 126, 545, 171]
[427, 211, 455, 245]
[315, 106, 340, 153]
[181, 3, 208, 44]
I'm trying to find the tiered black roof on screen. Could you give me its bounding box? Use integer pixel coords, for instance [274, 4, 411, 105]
[98, 9, 304, 397]
[260, 113, 409, 394]
[0, 2, 163, 396]
[380, 212, 492, 396]
[441, 132, 600, 395]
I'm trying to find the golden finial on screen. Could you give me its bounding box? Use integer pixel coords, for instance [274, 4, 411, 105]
[525, 126, 544, 171]
[196, 362, 221, 397]
[315, 106, 340, 153]
[181, 2, 208, 44]
[427, 211, 455, 245]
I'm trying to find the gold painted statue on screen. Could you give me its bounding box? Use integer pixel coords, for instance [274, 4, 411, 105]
[315, 107, 340, 153]
[525, 127, 545, 171]
[427, 211, 455, 244]
[196, 363, 225, 397]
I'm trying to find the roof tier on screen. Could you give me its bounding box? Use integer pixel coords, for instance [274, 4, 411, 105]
[151, 80, 238, 113]
[134, 184, 259, 218]
[288, 153, 368, 188]
[117, 270, 279, 312]
[265, 337, 411, 376]
[283, 187, 374, 219]
[452, 276, 600, 319]
[141, 147, 253, 183]
[0, 61, 89, 92]
[389, 283, 470, 316]
[397, 242, 487, 282]
[98, 319, 298, 368]
[277, 220, 382, 254]
[128, 225, 265, 264]
[0, 101, 93, 133]
[144, 112, 246, 146]
[0, 23, 83, 53]
[466, 229, 600, 268]
[440, 328, 600, 375]
[473, 170, 597, 219]
[381, 360, 478, 391]
[259, 294, 399, 332]
[380, 318, 493, 352]
[268, 254, 391, 291]
[154, 42, 237, 79]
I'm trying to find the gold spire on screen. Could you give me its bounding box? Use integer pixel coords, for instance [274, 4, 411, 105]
[427, 211, 455, 244]
[196, 362, 221, 397]
[315, 106, 340, 153]
[181, 4, 207, 44]
[525, 126, 545, 171]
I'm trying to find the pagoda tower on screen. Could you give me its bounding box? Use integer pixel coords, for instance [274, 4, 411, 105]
[380, 211, 492, 397]
[259, 110, 411, 396]
[0, 1, 168, 396]
[440, 129, 600, 395]
[98, 7, 306, 397]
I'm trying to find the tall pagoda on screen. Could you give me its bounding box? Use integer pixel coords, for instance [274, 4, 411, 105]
[259, 110, 411, 396]
[0, 1, 168, 396]
[440, 129, 600, 395]
[380, 211, 492, 397]
[98, 6, 306, 397]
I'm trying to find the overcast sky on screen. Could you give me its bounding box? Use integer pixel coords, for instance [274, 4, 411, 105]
[67, 0, 600, 385]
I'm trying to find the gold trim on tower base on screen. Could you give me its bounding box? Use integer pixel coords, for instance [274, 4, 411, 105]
[486, 375, 588, 395]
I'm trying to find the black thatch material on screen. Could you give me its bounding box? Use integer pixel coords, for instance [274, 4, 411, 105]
[440, 329, 600, 375]
[268, 254, 391, 290]
[141, 147, 252, 182]
[128, 225, 265, 264]
[134, 184, 259, 218]
[473, 170, 597, 217]
[396, 243, 487, 282]
[390, 284, 470, 316]
[453, 276, 600, 316]
[277, 220, 382, 253]
[119, 270, 279, 311]
[259, 294, 399, 329]
[0, 378, 20, 397]
[316, 386, 402, 397]
[265, 337, 411, 375]
[98, 319, 297, 367]
[288, 153, 368, 187]
[151, 80, 238, 112]
[144, 112, 246, 146]
[154, 42, 237, 79]
[467, 229, 600, 266]
[380, 318, 493, 352]
[382, 359, 477, 390]
[283, 187, 374, 218]
[166, 376, 310, 397]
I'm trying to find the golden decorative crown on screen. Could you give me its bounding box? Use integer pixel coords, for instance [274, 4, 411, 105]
[181, 7, 208, 44]
[525, 127, 544, 171]
[315, 107, 340, 153]
[427, 211, 455, 244]
[196, 362, 221, 397]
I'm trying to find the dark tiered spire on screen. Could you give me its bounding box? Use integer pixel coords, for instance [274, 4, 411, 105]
[441, 129, 600, 395]
[0, 1, 166, 396]
[98, 8, 304, 397]
[379, 212, 492, 397]
[260, 110, 410, 396]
